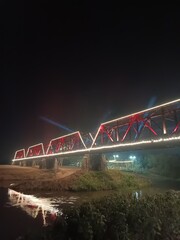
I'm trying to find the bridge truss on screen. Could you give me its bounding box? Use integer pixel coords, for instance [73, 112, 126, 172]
[91, 99, 180, 147]
[12, 98, 180, 162]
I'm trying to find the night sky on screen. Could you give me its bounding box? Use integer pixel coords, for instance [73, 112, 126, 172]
[2, 3, 180, 163]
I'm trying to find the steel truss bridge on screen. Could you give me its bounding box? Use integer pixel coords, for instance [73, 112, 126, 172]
[12, 98, 180, 164]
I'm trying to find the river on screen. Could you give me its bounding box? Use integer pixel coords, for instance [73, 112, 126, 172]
[0, 176, 180, 240]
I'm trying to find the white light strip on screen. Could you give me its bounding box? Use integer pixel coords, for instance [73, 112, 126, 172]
[46, 139, 52, 155]
[49, 131, 79, 142]
[89, 133, 94, 141]
[13, 149, 26, 159]
[78, 131, 87, 149]
[89, 135, 180, 151]
[45, 131, 80, 154]
[12, 148, 88, 162]
[91, 125, 101, 148]
[12, 135, 180, 162]
[108, 160, 134, 163]
[26, 143, 45, 157]
[12, 98, 180, 161]
[102, 98, 180, 126]
[42, 143, 45, 155]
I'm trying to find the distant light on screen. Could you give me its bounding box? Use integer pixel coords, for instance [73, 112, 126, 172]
[129, 155, 136, 160]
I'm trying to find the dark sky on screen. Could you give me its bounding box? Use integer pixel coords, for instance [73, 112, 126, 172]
[1, 3, 180, 163]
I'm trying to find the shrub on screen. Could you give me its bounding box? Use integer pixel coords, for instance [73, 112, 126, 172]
[45, 191, 180, 240]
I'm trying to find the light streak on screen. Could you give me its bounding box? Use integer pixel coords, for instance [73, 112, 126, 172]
[40, 116, 73, 133]
[147, 96, 157, 109]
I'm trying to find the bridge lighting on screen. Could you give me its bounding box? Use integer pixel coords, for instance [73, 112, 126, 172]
[12, 98, 180, 163]
[89, 133, 94, 141]
[129, 155, 136, 160]
[8, 189, 59, 225]
[101, 98, 180, 126]
[113, 154, 119, 160]
[26, 143, 45, 157]
[12, 135, 180, 162]
[13, 149, 26, 159]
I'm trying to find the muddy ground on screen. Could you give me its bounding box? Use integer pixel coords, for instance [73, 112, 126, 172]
[0, 165, 82, 191]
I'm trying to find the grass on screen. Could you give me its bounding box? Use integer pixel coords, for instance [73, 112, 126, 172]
[69, 169, 150, 191]
[0, 165, 150, 192]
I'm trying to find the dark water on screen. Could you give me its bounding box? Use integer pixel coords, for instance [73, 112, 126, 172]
[0, 178, 180, 240]
[0, 188, 116, 240]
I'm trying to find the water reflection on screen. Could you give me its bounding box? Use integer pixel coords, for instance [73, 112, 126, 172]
[7, 185, 177, 228]
[133, 190, 142, 199]
[8, 189, 59, 226]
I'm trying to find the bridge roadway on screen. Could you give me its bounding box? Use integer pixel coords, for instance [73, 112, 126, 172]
[12, 98, 180, 164]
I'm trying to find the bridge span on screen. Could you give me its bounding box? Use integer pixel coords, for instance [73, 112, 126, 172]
[12, 98, 180, 166]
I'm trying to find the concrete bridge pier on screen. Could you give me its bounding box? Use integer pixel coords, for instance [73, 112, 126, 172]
[39, 158, 47, 169]
[54, 158, 58, 171]
[22, 161, 26, 167]
[32, 159, 40, 168]
[58, 157, 64, 167]
[38, 157, 61, 170]
[32, 160, 36, 167]
[82, 153, 107, 171]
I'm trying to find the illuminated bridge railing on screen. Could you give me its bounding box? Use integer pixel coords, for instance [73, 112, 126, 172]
[12, 98, 180, 162]
[13, 131, 92, 161]
[26, 143, 45, 157]
[46, 131, 87, 154]
[91, 98, 180, 147]
[14, 149, 26, 160]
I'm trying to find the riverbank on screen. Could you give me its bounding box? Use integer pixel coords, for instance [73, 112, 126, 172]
[0, 165, 80, 188]
[0, 165, 150, 192]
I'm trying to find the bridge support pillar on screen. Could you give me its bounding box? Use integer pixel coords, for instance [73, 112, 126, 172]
[54, 158, 58, 171]
[59, 157, 64, 167]
[32, 160, 36, 167]
[23, 161, 26, 167]
[82, 154, 107, 171]
[39, 158, 47, 169]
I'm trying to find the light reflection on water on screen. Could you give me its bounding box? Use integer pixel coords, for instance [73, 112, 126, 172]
[6, 188, 115, 228]
[5, 187, 165, 227]
[7, 189, 61, 226]
[8, 190, 109, 225]
[1, 184, 180, 239]
[7, 172, 180, 223]
[7, 184, 179, 226]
